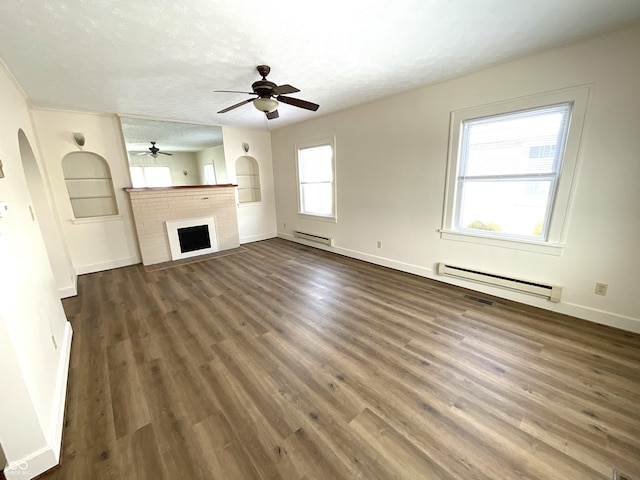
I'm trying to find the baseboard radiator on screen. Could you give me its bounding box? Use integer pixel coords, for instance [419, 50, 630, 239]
[294, 231, 334, 246]
[437, 263, 562, 303]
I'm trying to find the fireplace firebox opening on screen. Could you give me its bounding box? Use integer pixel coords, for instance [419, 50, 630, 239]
[166, 216, 219, 261]
[177, 225, 211, 253]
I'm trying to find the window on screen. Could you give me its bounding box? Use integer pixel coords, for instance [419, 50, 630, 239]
[129, 166, 171, 188]
[203, 163, 216, 184]
[456, 103, 570, 240]
[442, 87, 590, 254]
[296, 137, 336, 219]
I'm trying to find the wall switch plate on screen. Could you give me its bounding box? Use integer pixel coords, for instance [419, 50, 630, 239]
[0, 202, 8, 218]
[595, 282, 608, 296]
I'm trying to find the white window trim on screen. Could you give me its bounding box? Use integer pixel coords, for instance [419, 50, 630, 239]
[295, 136, 337, 221]
[441, 85, 591, 255]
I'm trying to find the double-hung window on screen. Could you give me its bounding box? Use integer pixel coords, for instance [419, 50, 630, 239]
[442, 87, 590, 254]
[456, 103, 570, 239]
[296, 137, 336, 220]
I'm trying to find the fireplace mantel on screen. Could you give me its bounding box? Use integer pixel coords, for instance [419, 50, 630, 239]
[126, 185, 239, 266]
[124, 183, 237, 193]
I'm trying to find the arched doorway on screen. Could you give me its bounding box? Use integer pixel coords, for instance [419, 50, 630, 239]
[18, 130, 74, 295]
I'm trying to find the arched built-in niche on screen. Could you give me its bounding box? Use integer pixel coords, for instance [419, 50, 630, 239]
[235, 155, 261, 203]
[62, 152, 118, 218]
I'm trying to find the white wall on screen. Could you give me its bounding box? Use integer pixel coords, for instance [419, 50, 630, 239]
[32, 110, 140, 274]
[0, 62, 72, 478]
[222, 127, 277, 243]
[271, 23, 640, 333]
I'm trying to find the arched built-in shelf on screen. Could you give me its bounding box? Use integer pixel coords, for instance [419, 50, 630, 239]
[62, 152, 118, 218]
[235, 155, 261, 203]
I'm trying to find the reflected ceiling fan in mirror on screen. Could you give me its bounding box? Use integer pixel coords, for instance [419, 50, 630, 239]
[134, 142, 174, 158]
[216, 65, 319, 120]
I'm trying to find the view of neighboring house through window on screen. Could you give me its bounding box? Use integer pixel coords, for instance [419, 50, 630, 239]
[454, 103, 571, 240]
[296, 138, 336, 219]
[130, 166, 171, 188]
[442, 86, 589, 253]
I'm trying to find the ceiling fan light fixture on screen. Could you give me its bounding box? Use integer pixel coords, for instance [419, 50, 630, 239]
[253, 97, 278, 113]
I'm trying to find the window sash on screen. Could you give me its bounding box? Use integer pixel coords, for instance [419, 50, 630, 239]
[296, 138, 336, 219]
[453, 103, 571, 241]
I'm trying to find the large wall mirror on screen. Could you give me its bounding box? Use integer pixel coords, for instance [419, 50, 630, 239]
[119, 116, 228, 188]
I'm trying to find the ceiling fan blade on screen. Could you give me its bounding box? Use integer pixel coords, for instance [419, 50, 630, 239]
[214, 90, 256, 95]
[266, 110, 279, 120]
[133, 152, 149, 156]
[218, 98, 254, 114]
[277, 95, 319, 111]
[158, 152, 173, 156]
[272, 84, 300, 95]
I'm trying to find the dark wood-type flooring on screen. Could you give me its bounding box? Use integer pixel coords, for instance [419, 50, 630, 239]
[40, 238, 640, 479]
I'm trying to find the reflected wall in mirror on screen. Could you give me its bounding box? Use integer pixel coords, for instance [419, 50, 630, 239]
[119, 116, 228, 188]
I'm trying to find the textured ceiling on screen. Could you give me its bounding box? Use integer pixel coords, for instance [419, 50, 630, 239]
[1, 1, 640, 129]
[120, 117, 223, 152]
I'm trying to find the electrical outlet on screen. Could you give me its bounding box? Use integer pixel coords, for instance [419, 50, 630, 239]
[595, 282, 608, 296]
[283, 222, 287, 229]
[376, 240, 382, 248]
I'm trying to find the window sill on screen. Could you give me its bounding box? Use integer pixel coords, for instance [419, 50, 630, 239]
[297, 213, 338, 223]
[439, 229, 565, 256]
[70, 214, 123, 225]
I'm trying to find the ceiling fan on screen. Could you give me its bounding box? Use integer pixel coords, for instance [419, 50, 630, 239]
[216, 65, 319, 120]
[134, 142, 173, 158]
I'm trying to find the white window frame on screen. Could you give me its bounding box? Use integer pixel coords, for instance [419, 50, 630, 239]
[441, 86, 590, 255]
[295, 136, 337, 222]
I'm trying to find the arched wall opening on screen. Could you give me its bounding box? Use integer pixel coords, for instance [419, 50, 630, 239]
[18, 129, 74, 296]
[235, 155, 261, 203]
[62, 151, 118, 218]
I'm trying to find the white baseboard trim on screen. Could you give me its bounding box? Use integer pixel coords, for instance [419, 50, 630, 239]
[278, 233, 640, 334]
[278, 232, 433, 277]
[4, 322, 72, 479]
[75, 256, 139, 275]
[58, 274, 77, 299]
[49, 321, 73, 460]
[4, 445, 57, 480]
[560, 303, 640, 334]
[240, 232, 278, 244]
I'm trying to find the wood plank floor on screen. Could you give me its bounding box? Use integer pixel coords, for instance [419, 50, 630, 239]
[40, 238, 640, 480]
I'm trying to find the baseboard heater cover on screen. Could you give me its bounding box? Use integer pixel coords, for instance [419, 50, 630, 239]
[437, 263, 562, 303]
[294, 231, 334, 246]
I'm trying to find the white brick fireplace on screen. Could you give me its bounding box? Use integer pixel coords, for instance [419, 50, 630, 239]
[126, 185, 240, 266]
